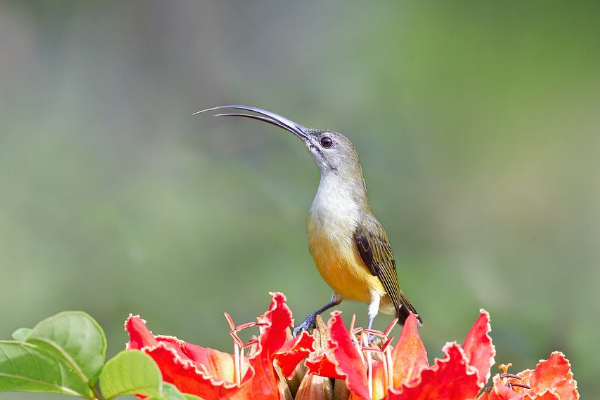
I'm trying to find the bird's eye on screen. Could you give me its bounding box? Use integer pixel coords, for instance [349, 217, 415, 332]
[320, 136, 333, 148]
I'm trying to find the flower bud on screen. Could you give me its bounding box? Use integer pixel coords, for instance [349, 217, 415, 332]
[295, 373, 333, 400]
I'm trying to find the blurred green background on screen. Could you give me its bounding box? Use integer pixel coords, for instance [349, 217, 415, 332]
[1, 1, 598, 398]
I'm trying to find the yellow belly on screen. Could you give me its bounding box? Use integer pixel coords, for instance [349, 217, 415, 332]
[307, 223, 394, 314]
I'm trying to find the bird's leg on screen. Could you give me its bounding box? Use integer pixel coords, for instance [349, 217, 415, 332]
[366, 291, 381, 343]
[367, 291, 381, 330]
[293, 293, 342, 336]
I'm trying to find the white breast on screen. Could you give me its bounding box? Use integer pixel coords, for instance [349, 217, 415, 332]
[308, 174, 359, 244]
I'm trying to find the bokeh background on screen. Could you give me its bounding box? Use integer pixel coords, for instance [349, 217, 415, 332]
[1, 1, 598, 398]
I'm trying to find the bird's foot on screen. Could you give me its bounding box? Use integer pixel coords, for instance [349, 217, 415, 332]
[292, 314, 317, 337]
[367, 335, 390, 348]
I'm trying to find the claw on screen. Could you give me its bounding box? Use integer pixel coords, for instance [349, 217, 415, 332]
[367, 335, 380, 345]
[292, 315, 316, 337]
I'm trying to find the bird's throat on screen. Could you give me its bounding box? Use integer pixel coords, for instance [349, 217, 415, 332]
[309, 173, 365, 230]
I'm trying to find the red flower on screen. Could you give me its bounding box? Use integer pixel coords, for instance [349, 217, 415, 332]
[126, 292, 313, 400]
[124, 292, 579, 400]
[478, 352, 579, 400]
[306, 310, 495, 400]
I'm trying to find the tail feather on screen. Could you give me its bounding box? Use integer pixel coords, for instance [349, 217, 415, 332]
[397, 291, 422, 326]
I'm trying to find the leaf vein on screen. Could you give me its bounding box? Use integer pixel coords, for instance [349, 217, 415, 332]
[33, 338, 90, 386]
[0, 372, 83, 397]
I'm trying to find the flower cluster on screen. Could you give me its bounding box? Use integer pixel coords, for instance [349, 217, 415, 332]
[125, 293, 578, 400]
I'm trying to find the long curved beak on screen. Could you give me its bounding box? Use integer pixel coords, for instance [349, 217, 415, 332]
[194, 105, 310, 142]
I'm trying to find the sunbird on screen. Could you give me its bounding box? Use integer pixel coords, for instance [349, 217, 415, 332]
[196, 105, 421, 333]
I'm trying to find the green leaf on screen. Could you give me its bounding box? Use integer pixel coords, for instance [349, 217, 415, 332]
[183, 394, 205, 400]
[26, 311, 107, 385]
[152, 383, 187, 400]
[100, 351, 204, 400]
[99, 350, 162, 399]
[147, 383, 205, 400]
[0, 340, 93, 398]
[11, 328, 31, 341]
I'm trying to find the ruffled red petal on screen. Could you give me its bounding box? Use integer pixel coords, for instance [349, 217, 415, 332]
[462, 310, 495, 386]
[390, 312, 428, 388]
[305, 312, 370, 398]
[179, 342, 237, 382]
[125, 316, 238, 383]
[243, 292, 292, 399]
[326, 312, 370, 400]
[389, 343, 481, 400]
[479, 352, 579, 400]
[521, 352, 579, 400]
[305, 352, 346, 380]
[145, 342, 242, 400]
[275, 331, 314, 378]
[126, 315, 158, 349]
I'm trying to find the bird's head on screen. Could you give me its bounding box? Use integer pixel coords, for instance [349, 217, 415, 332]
[196, 105, 364, 182]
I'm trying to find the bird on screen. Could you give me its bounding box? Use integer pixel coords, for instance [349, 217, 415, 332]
[195, 105, 421, 334]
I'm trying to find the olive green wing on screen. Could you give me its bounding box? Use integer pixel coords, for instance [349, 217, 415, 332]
[354, 225, 421, 325]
